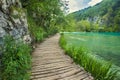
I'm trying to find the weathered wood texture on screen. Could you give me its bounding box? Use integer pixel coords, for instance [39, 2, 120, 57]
[31, 34, 94, 80]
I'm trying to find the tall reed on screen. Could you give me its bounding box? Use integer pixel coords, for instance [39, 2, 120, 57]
[59, 33, 117, 80]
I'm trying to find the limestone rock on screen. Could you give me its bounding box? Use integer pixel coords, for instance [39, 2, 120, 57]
[0, 0, 31, 45]
[23, 35, 32, 44]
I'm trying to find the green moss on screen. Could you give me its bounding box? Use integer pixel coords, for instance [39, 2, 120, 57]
[10, 5, 25, 19]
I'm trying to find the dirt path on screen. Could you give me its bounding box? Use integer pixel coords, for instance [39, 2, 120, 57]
[31, 34, 94, 80]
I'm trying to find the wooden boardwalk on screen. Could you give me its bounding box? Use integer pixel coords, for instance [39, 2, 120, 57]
[31, 34, 94, 80]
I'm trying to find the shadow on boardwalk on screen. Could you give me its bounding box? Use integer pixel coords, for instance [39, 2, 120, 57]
[31, 34, 94, 80]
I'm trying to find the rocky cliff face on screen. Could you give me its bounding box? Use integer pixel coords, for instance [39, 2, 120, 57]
[87, 16, 105, 25]
[0, 0, 31, 46]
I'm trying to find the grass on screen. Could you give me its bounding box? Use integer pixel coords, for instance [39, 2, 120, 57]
[0, 15, 58, 80]
[0, 35, 32, 80]
[59, 33, 118, 80]
[64, 32, 120, 67]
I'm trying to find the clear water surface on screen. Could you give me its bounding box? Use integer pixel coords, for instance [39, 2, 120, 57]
[64, 32, 120, 67]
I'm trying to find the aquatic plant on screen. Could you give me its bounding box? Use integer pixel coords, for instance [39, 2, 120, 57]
[59, 33, 118, 80]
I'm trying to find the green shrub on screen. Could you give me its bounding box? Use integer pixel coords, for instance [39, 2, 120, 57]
[59, 34, 66, 49]
[47, 26, 58, 36]
[27, 16, 45, 42]
[59, 34, 118, 80]
[0, 35, 31, 80]
[27, 14, 59, 42]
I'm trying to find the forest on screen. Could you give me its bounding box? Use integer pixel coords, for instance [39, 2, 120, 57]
[63, 0, 120, 32]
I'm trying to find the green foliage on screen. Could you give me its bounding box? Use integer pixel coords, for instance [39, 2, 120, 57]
[0, 35, 31, 80]
[9, 5, 26, 19]
[25, 0, 64, 33]
[59, 34, 118, 80]
[0, 0, 68, 80]
[21, 0, 67, 40]
[76, 20, 91, 31]
[68, 0, 120, 32]
[47, 26, 58, 35]
[20, 0, 29, 8]
[58, 15, 76, 32]
[71, 0, 119, 20]
[27, 16, 45, 42]
[59, 33, 66, 49]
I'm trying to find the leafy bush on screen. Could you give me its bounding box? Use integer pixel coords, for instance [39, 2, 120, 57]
[59, 34, 118, 80]
[27, 16, 45, 42]
[47, 26, 58, 36]
[59, 33, 66, 49]
[0, 35, 31, 80]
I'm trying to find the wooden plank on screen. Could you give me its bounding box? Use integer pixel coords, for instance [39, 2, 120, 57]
[31, 34, 94, 80]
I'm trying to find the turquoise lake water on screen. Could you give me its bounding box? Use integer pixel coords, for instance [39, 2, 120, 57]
[63, 32, 120, 67]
